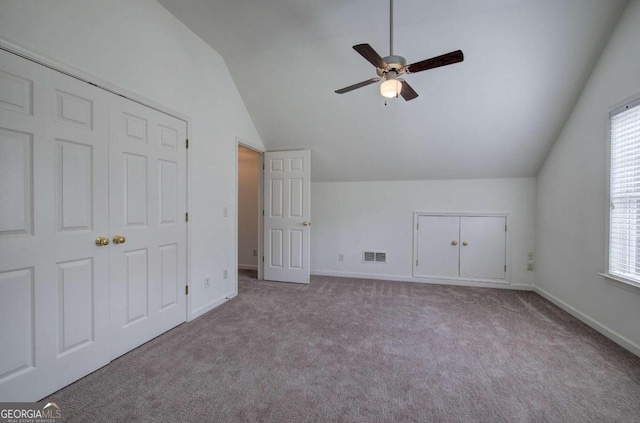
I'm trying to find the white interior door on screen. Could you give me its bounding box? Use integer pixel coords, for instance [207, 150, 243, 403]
[263, 150, 311, 284]
[108, 96, 188, 358]
[415, 215, 460, 277]
[0, 50, 111, 401]
[459, 216, 506, 280]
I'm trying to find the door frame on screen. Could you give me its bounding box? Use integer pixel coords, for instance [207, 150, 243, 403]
[235, 138, 265, 283]
[0, 38, 194, 320]
[412, 211, 512, 284]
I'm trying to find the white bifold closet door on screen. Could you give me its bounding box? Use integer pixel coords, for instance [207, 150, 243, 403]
[0, 49, 187, 402]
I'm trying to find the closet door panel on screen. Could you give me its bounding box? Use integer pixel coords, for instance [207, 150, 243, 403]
[459, 216, 506, 280]
[415, 215, 460, 277]
[0, 49, 111, 402]
[109, 97, 187, 359]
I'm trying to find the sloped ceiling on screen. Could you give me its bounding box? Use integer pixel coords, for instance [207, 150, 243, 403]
[158, 0, 628, 182]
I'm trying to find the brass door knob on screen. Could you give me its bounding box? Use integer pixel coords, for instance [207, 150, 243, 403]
[113, 235, 126, 245]
[462, 241, 469, 246]
[302, 221, 311, 227]
[451, 240, 458, 246]
[95, 237, 110, 246]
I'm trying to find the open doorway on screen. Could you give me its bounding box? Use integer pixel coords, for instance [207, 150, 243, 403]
[236, 145, 311, 286]
[237, 144, 262, 282]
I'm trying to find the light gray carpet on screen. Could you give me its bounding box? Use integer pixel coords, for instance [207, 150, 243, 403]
[47, 271, 640, 422]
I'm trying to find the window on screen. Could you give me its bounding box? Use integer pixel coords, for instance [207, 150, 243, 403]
[608, 98, 640, 284]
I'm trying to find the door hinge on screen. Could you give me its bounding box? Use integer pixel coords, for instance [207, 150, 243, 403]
[185, 212, 189, 222]
[505, 224, 507, 232]
[185, 285, 189, 295]
[186, 139, 189, 149]
[416, 260, 419, 266]
[504, 265, 507, 272]
[262, 210, 265, 216]
[416, 223, 419, 230]
[262, 256, 264, 262]
[263, 164, 265, 170]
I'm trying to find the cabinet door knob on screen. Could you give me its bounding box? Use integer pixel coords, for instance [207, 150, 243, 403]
[451, 240, 458, 246]
[462, 241, 469, 246]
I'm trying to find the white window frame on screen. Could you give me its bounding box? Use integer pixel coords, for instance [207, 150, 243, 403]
[603, 95, 640, 292]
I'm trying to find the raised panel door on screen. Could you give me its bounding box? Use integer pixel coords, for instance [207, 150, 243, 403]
[415, 216, 460, 277]
[0, 49, 111, 401]
[459, 216, 506, 280]
[108, 96, 187, 359]
[263, 151, 311, 284]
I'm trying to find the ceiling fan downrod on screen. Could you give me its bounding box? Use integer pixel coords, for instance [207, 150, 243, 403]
[389, 0, 394, 56]
[389, 0, 393, 56]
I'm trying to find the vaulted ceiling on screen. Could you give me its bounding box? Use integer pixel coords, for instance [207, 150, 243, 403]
[158, 0, 628, 182]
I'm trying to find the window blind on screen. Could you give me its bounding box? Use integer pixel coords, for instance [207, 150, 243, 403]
[609, 99, 640, 282]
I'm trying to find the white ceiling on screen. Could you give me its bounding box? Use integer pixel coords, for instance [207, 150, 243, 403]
[158, 0, 628, 182]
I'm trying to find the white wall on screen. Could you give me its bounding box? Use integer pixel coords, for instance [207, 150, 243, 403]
[536, 0, 640, 355]
[0, 0, 264, 319]
[312, 178, 536, 288]
[237, 146, 259, 269]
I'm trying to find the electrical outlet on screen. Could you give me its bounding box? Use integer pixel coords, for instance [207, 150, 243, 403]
[338, 254, 344, 262]
[527, 252, 535, 261]
[223, 269, 228, 279]
[223, 207, 228, 218]
[253, 249, 258, 257]
[204, 276, 210, 289]
[527, 262, 534, 271]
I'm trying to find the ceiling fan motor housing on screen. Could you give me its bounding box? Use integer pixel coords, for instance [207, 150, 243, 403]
[377, 55, 407, 77]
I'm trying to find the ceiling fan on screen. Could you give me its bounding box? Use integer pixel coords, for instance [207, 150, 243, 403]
[335, 0, 464, 102]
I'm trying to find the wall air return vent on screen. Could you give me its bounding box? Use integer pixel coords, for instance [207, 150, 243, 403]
[363, 251, 387, 263]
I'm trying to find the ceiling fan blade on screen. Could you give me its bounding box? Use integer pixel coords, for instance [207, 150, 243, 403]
[406, 50, 464, 74]
[353, 44, 389, 69]
[398, 79, 418, 101]
[335, 78, 381, 94]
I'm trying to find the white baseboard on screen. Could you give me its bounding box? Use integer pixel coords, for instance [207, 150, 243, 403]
[238, 264, 258, 271]
[311, 269, 534, 291]
[534, 286, 640, 357]
[187, 290, 237, 322]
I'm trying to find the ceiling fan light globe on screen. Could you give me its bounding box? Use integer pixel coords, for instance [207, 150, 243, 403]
[380, 79, 402, 98]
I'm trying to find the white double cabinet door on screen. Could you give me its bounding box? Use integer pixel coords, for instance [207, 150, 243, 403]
[0, 50, 187, 401]
[415, 214, 507, 282]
